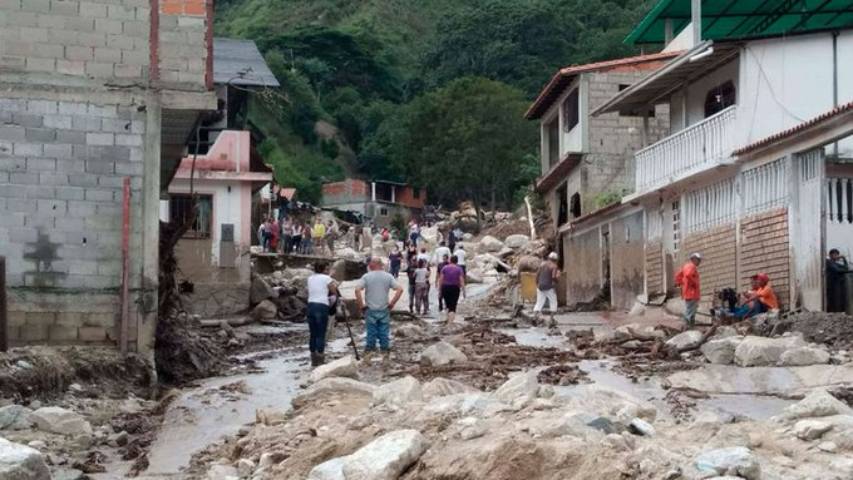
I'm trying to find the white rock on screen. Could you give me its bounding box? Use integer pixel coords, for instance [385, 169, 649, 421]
[307, 457, 346, 480]
[629, 418, 656, 436]
[783, 389, 852, 420]
[255, 408, 288, 426]
[701, 337, 743, 365]
[734, 335, 805, 367]
[250, 299, 278, 321]
[628, 302, 645, 317]
[493, 370, 539, 403]
[310, 355, 358, 383]
[206, 464, 240, 480]
[665, 330, 704, 350]
[258, 452, 277, 469]
[292, 377, 376, 410]
[778, 346, 831, 366]
[0, 438, 51, 480]
[395, 324, 425, 339]
[420, 341, 468, 367]
[28, 406, 92, 436]
[711, 326, 739, 339]
[793, 419, 833, 440]
[422, 378, 476, 398]
[25, 441, 45, 450]
[504, 234, 530, 249]
[693, 446, 761, 480]
[477, 235, 505, 253]
[342, 429, 429, 480]
[0, 405, 34, 431]
[817, 441, 838, 452]
[236, 458, 255, 477]
[373, 376, 423, 406]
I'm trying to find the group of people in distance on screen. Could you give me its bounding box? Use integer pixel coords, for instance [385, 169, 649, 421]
[258, 216, 338, 256]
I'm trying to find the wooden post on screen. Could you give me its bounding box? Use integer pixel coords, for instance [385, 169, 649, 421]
[120, 178, 131, 355]
[0, 256, 7, 352]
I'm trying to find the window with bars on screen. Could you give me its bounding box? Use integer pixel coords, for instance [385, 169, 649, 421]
[169, 194, 213, 239]
[672, 200, 681, 252]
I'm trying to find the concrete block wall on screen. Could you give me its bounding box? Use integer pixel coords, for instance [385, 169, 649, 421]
[0, 94, 147, 345]
[158, 0, 211, 88]
[0, 0, 151, 80]
[322, 179, 370, 206]
[739, 208, 790, 308]
[681, 223, 738, 306]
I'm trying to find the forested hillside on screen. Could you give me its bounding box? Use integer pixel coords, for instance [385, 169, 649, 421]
[215, 0, 652, 208]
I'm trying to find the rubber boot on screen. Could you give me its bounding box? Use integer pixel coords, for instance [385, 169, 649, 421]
[380, 350, 391, 367]
[362, 350, 375, 364]
[310, 352, 318, 367]
[317, 353, 326, 366]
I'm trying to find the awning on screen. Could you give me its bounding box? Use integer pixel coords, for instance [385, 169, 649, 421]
[627, 0, 853, 45]
[591, 40, 741, 116]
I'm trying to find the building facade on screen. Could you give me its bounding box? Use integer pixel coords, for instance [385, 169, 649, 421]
[589, 2, 853, 312]
[321, 178, 426, 228]
[0, 0, 217, 353]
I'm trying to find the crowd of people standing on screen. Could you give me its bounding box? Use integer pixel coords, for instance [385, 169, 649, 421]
[257, 216, 339, 256]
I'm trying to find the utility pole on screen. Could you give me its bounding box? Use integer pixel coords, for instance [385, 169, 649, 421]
[692, 0, 702, 46]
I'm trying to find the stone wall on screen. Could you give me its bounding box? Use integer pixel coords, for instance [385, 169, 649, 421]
[682, 223, 738, 305]
[609, 212, 644, 310]
[739, 208, 790, 308]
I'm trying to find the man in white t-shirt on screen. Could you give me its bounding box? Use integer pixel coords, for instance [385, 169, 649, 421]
[306, 262, 338, 366]
[453, 244, 467, 275]
[432, 241, 451, 266]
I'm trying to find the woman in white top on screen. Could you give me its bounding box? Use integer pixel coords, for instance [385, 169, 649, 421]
[306, 262, 338, 366]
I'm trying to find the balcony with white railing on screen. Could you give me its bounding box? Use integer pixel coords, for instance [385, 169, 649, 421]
[634, 105, 738, 194]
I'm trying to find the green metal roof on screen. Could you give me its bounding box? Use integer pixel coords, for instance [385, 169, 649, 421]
[626, 0, 853, 45]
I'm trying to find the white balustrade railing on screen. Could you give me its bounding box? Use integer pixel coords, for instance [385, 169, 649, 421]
[635, 105, 738, 193]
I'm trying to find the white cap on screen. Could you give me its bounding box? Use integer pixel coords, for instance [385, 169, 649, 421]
[548, 252, 559, 260]
[690, 252, 702, 260]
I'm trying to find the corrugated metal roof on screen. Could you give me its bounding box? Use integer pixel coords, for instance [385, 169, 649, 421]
[525, 51, 681, 120]
[213, 38, 280, 88]
[733, 101, 853, 155]
[627, 0, 853, 45]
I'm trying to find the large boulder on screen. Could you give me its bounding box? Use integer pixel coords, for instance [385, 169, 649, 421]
[423, 378, 476, 398]
[665, 330, 704, 350]
[0, 405, 34, 431]
[373, 376, 423, 406]
[734, 335, 805, 367]
[701, 337, 743, 365]
[292, 377, 376, 410]
[493, 370, 539, 404]
[342, 429, 430, 480]
[307, 457, 346, 480]
[478, 235, 504, 253]
[693, 446, 761, 480]
[504, 234, 530, 249]
[29, 406, 92, 436]
[793, 419, 833, 440]
[0, 438, 51, 480]
[310, 355, 358, 383]
[250, 275, 275, 304]
[420, 341, 468, 367]
[516, 255, 541, 273]
[782, 389, 852, 420]
[778, 346, 830, 366]
[250, 299, 278, 321]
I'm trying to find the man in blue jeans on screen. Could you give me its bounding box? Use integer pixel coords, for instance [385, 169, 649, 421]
[355, 257, 404, 364]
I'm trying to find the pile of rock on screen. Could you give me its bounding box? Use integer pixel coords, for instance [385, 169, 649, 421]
[700, 331, 831, 367]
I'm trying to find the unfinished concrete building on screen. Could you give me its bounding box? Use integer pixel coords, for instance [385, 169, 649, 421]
[0, 0, 217, 356]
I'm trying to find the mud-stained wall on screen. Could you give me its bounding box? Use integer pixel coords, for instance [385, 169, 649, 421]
[563, 227, 602, 305]
[682, 223, 738, 306]
[645, 240, 664, 296]
[739, 208, 790, 308]
[610, 212, 644, 310]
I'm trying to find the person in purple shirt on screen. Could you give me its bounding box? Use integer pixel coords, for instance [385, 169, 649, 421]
[438, 255, 466, 323]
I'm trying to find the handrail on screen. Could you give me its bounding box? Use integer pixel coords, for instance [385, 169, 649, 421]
[634, 105, 737, 157]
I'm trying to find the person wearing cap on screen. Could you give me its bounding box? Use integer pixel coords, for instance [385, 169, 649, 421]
[533, 252, 561, 322]
[734, 273, 779, 319]
[675, 253, 702, 328]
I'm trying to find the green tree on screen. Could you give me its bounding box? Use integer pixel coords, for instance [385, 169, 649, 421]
[374, 77, 537, 214]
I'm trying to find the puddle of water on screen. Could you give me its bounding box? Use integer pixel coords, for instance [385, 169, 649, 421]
[497, 327, 567, 349]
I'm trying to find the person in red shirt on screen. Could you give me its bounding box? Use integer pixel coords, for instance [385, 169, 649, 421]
[675, 252, 702, 329]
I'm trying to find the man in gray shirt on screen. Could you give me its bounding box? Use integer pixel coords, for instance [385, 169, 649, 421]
[355, 257, 404, 363]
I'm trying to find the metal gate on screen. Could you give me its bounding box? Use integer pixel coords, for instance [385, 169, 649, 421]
[794, 149, 824, 310]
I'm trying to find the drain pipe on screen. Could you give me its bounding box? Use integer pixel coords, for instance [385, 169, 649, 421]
[120, 177, 131, 355]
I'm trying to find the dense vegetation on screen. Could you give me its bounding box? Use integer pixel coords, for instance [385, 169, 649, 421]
[216, 0, 651, 207]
